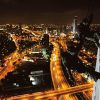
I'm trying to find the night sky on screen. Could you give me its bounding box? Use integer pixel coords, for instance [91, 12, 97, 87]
[0, 0, 100, 24]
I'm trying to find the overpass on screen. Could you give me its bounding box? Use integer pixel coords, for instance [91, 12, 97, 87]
[6, 83, 93, 100]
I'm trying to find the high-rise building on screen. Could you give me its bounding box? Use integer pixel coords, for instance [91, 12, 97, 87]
[72, 16, 78, 33]
[41, 34, 49, 47]
[92, 41, 100, 100]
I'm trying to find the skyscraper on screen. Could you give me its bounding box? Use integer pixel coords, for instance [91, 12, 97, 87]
[92, 40, 100, 100]
[72, 16, 78, 33]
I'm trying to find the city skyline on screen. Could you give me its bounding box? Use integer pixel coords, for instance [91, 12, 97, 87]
[0, 13, 100, 99]
[1, 0, 100, 100]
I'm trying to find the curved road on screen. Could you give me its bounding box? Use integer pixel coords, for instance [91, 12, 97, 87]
[50, 42, 77, 100]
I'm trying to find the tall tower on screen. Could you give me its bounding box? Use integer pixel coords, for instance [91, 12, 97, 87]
[45, 27, 48, 34]
[92, 40, 100, 100]
[72, 16, 78, 33]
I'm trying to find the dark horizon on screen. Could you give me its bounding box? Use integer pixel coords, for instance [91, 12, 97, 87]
[0, 0, 100, 24]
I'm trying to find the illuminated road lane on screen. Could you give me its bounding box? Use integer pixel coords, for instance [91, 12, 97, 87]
[50, 42, 77, 100]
